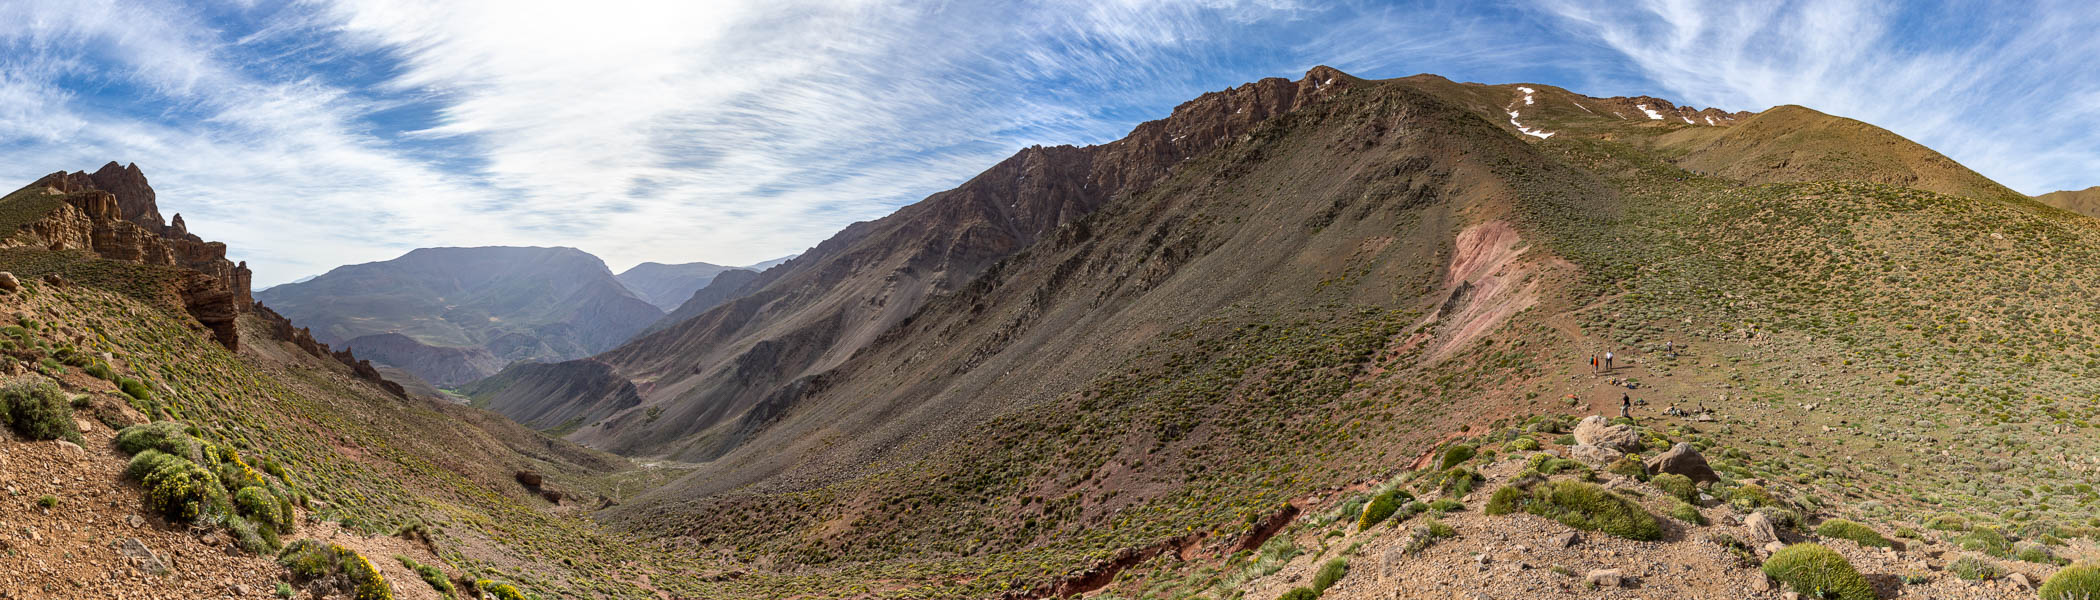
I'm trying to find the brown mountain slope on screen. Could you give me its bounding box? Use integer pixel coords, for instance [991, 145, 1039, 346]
[2038, 185, 2100, 218]
[1651, 104, 2023, 201]
[469, 66, 1367, 458]
[607, 71, 1590, 503]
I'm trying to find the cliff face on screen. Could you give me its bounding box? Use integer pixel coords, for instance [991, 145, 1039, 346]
[11, 163, 253, 347]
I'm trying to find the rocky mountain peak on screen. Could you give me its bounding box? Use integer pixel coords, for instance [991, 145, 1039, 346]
[85, 161, 163, 229]
[11, 164, 251, 347]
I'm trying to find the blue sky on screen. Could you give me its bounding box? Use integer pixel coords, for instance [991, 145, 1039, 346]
[2, 0, 2095, 286]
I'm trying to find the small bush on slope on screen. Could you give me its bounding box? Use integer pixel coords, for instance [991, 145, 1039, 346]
[1357, 490, 1412, 529]
[0, 377, 81, 444]
[1438, 444, 1475, 470]
[1761, 543, 1875, 600]
[115, 421, 201, 459]
[1948, 555, 2003, 580]
[397, 555, 458, 599]
[1312, 557, 1347, 592]
[1815, 519, 1892, 548]
[1277, 587, 1317, 600]
[1486, 479, 1661, 541]
[139, 457, 221, 522]
[1649, 473, 1695, 502]
[2040, 563, 2100, 600]
[280, 540, 392, 600]
[1955, 527, 2012, 557]
[1667, 500, 1706, 525]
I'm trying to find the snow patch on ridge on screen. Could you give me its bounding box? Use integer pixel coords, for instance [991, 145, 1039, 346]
[1638, 104, 1664, 120]
[1505, 87, 1554, 139]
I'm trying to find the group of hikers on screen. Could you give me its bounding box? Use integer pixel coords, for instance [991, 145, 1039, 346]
[1583, 341, 1702, 422]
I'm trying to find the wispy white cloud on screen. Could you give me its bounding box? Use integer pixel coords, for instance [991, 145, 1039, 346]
[0, 0, 2094, 287]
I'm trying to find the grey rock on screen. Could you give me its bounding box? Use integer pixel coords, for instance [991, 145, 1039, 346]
[1586, 568, 1625, 587]
[1568, 443, 1624, 466]
[120, 537, 168, 575]
[1745, 512, 1781, 546]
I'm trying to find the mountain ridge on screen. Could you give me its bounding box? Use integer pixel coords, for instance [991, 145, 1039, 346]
[255, 245, 664, 387]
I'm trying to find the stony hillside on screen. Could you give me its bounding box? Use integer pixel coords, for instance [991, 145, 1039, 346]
[0, 169, 725, 599]
[2037, 186, 2100, 219]
[256, 246, 664, 387]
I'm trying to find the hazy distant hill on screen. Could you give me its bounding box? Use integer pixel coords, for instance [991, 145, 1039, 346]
[2038, 185, 2100, 218]
[615, 261, 736, 311]
[256, 246, 663, 386]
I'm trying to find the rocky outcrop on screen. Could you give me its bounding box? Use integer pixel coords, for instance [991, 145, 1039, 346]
[1573, 416, 1641, 452]
[1645, 442, 1720, 484]
[251, 305, 407, 398]
[9, 163, 253, 348]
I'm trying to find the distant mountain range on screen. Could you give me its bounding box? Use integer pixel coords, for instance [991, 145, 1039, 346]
[614, 253, 798, 312]
[255, 246, 665, 387]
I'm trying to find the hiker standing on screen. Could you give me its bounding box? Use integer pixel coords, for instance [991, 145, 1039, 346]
[1620, 393, 1632, 420]
[1589, 354, 1598, 374]
[1604, 351, 1614, 372]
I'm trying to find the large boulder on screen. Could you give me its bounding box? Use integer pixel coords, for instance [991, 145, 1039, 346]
[1568, 444, 1624, 466]
[1573, 415, 1641, 451]
[1645, 442, 1720, 484]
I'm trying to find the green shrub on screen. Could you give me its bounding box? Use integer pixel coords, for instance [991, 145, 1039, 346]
[124, 449, 183, 481]
[1485, 479, 1661, 541]
[140, 457, 220, 522]
[1668, 500, 1706, 525]
[1439, 444, 1475, 470]
[1650, 473, 1696, 501]
[0, 377, 81, 443]
[1925, 513, 1969, 531]
[1729, 484, 1777, 509]
[234, 487, 284, 530]
[115, 421, 200, 459]
[2040, 563, 2100, 600]
[1358, 490, 1411, 529]
[1606, 455, 1647, 480]
[1948, 555, 2003, 580]
[36, 494, 57, 508]
[2015, 541, 2066, 565]
[1312, 557, 1347, 592]
[397, 555, 458, 599]
[476, 580, 529, 600]
[118, 377, 152, 401]
[227, 515, 273, 554]
[84, 362, 116, 381]
[1428, 499, 1464, 513]
[1762, 544, 1874, 600]
[1437, 468, 1482, 497]
[1955, 527, 2011, 557]
[1277, 587, 1317, 600]
[281, 541, 392, 600]
[1815, 519, 1892, 548]
[1507, 437, 1541, 452]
